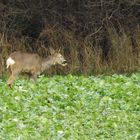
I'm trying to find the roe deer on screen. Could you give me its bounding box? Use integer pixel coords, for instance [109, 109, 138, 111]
[6, 48, 67, 86]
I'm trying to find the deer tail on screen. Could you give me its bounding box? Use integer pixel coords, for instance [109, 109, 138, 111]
[6, 57, 15, 69]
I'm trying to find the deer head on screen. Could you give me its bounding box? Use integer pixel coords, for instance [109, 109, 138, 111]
[49, 48, 67, 66]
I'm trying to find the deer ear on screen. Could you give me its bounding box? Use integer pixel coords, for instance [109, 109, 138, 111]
[58, 48, 61, 53]
[50, 47, 55, 55]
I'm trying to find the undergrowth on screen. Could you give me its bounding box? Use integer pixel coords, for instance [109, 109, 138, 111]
[0, 74, 140, 139]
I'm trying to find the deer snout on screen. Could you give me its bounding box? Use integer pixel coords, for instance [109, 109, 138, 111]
[63, 60, 67, 64]
[62, 60, 67, 66]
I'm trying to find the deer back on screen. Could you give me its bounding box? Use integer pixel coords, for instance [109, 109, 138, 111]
[7, 51, 42, 74]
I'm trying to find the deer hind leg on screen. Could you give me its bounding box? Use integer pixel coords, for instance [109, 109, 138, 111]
[7, 66, 19, 86]
[7, 73, 18, 86]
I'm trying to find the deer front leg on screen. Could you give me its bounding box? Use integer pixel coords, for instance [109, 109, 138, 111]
[30, 70, 40, 83]
[31, 74, 38, 83]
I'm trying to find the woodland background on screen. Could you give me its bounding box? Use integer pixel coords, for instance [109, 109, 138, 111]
[0, 0, 140, 75]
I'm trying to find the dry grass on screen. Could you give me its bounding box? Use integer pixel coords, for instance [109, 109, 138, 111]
[0, 26, 140, 76]
[107, 28, 140, 73]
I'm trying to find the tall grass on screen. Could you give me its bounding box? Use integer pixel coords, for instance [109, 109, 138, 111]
[0, 26, 140, 75]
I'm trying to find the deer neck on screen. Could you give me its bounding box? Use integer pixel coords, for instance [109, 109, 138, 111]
[41, 55, 56, 72]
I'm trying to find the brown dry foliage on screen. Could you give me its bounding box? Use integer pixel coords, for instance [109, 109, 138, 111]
[0, 1, 140, 75]
[0, 26, 140, 76]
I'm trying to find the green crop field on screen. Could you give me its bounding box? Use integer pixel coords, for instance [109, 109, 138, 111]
[0, 74, 140, 140]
